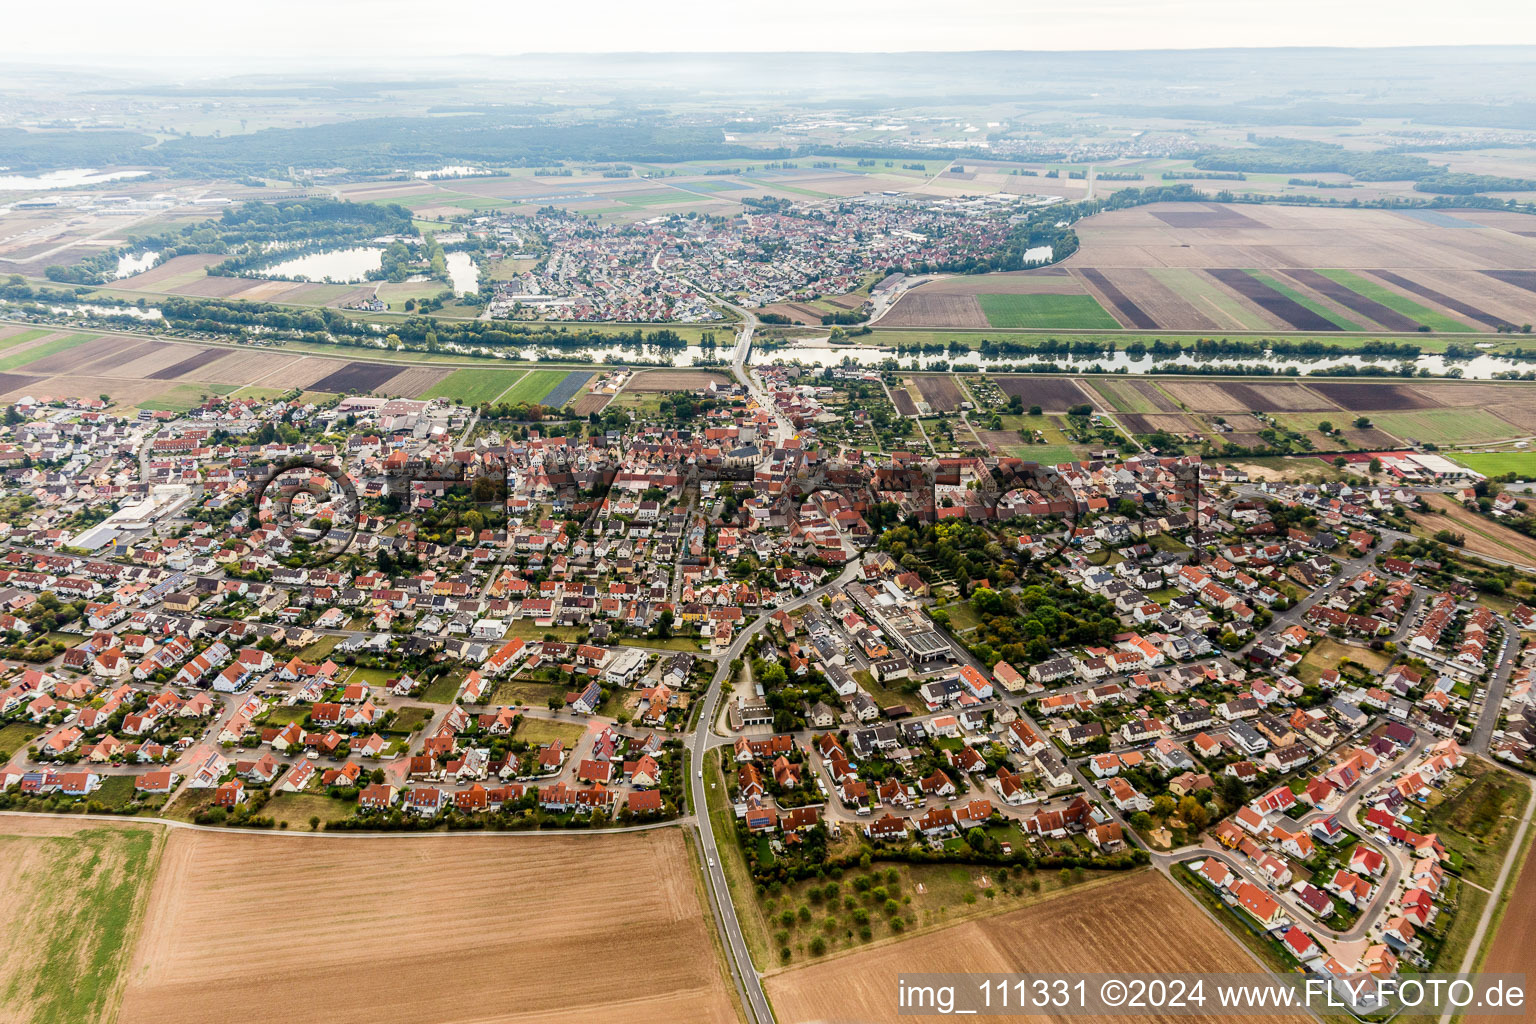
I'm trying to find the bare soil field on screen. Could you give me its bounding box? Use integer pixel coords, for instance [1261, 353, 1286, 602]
[112, 343, 203, 380]
[1076, 267, 1156, 328]
[309, 361, 403, 394]
[626, 370, 730, 393]
[570, 392, 611, 416]
[0, 372, 43, 398]
[144, 347, 228, 381]
[1466, 829, 1536, 1024]
[881, 293, 988, 328]
[116, 827, 735, 1024]
[1281, 268, 1420, 331]
[1206, 268, 1340, 331]
[889, 388, 917, 416]
[1416, 492, 1536, 565]
[1385, 270, 1536, 327]
[1121, 412, 1203, 435]
[911, 374, 965, 412]
[190, 350, 302, 386]
[378, 365, 451, 398]
[20, 334, 126, 375]
[116, 253, 226, 290]
[757, 303, 821, 325]
[765, 870, 1307, 1024]
[67, 339, 164, 376]
[1306, 382, 1439, 411]
[993, 376, 1095, 411]
[1217, 382, 1338, 413]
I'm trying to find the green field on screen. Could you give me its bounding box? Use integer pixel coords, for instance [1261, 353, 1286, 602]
[1451, 451, 1536, 478]
[976, 293, 1120, 330]
[0, 721, 41, 761]
[0, 332, 98, 372]
[423, 368, 528, 404]
[1369, 408, 1522, 446]
[1147, 267, 1272, 330]
[0, 328, 51, 351]
[1317, 270, 1475, 333]
[499, 369, 569, 405]
[1248, 272, 1364, 331]
[0, 823, 163, 1024]
[1090, 379, 1171, 414]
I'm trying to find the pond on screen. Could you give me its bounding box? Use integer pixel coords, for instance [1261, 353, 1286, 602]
[116, 252, 159, 278]
[445, 252, 478, 295]
[261, 247, 383, 283]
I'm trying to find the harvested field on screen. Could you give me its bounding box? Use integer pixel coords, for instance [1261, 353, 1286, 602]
[145, 347, 229, 381]
[911, 374, 964, 412]
[757, 302, 823, 325]
[111, 343, 202, 380]
[1160, 380, 1260, 414]
[377, 365, 451, 398]
[33, 375, 171, 408]
[895, 270, 1080, 296]
[1415, 492, 1536, 565]
[889, 388, 918, 416]
[993, 376, 1095, 411]
[1306, 381, 1439, 411]
[765, 870, 1307, 1024]
[1157, 268, 1278, 330]
[0, 816, 165, 1024]
[116, 828, 735, 1024]
[1207, 268, 1341, 331]
[68, 338, 162, 376]
[187, 350, 300, 386]
[1467, 827, 1536, 1024]
[1217, 382, 1338, 413]
[881, 293, 987, 328]
[626, 370, 730, 393]
[1090, 378, 1177, 414]
[1078, 267, 1218, 330]
[1368, 270, 1513, 330]
[976, 428, 1024, 452]
[543, 370, 594, 409]
[1077, 267, 1156, 328]
[116, 253, 225, 290]
[258, 356, 347, 390]
[308, 361, 401, 394]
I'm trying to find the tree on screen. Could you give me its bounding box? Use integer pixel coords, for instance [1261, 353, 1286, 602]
[1369, 457, 1382, 474]
[1353, 416, 1372, 429]
[1318, 420, 1334, 434]
[656, 609, 674, 639]
[1029, 404, 1042, 416]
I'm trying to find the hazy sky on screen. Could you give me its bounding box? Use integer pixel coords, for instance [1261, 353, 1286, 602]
[4, 0, 1534, 63]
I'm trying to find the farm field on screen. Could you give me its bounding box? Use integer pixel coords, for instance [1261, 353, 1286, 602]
[763, 870, 1307, 1024]
[0, 817, 165, 1024]
[625, 369, 731, 392]
[1367, 408, 1521, 447]
[1412, 492, 1536, 565]
[115, 827, 737, 1024]
[878, 202, 1536, 332]
[908, 374, 965, 412]
[976, 292, 1119, 329]
[1467, 818, 1536, 1024]
[497, 368, 569, 405]
[422, 367, 529, 405]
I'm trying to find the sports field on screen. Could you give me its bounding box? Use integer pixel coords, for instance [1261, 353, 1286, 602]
[1453, 452, 1536, 478]
[977, 293, 1120, 329]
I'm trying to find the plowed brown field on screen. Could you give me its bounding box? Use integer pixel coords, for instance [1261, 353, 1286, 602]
[117, 827, 736, 1024]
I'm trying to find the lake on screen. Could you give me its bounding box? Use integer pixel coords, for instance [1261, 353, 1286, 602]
[262, 247, 382, 283]
[0, 168, 150, 190]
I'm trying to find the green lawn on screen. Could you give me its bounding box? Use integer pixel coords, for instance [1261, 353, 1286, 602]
[977, 293, 1120, 330]
[1316, 269, 1475, 333]
[138, 383, 215, 413]
[423, 367, 529, 405]
[264, 791, 358, 829]
[498, 369, 568, 406]
[1452, 451, 1536, 479]
[419, 671, 462, 704]
[0, 823, 163, 1024]
[0, 332, 98, 372]
[1248, 272, 1364, 331]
